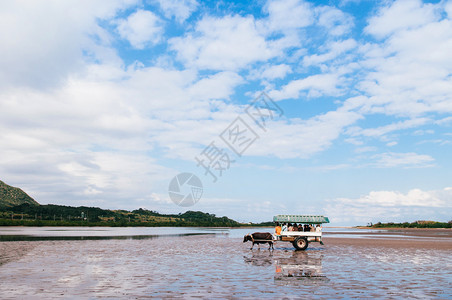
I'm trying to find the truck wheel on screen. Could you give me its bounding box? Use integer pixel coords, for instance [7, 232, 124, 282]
[293, 237, 308, 250]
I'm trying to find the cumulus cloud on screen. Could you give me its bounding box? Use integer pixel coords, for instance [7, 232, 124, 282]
[269, 73, 342, 100]
[248, 64, 292, 80]
[365, 0, 438, 39]
[170, 15, 279, 71]
[346, 118, 430, 138]
[246, 107, 363, 159]
[1, 0, 451, 221]
[116, 9, 163, 49]
[358, 1, 452, 118]
[0, 62, 245, 206]
[325, 187, 452, 224]
[303, 38, 357, 67]
[264, 0, 314, 32]
[155, 0, 198, 23]
[316, 5, 354, 36]
[0, 0, 130, 89]
[372, 152, 435, 168]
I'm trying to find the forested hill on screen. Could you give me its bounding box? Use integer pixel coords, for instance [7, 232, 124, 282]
[0, 180, 39, 208]
[0, 180, 241, 227]
[1, 203, 241, 227]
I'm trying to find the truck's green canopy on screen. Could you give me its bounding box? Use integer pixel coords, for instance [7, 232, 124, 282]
[273, 215, 330, 224]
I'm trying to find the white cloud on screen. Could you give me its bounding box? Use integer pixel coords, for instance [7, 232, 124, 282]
[343, 189, 446, 207]
[325, 187, 452, 224]
[358, 2, 452, 118]
[170, 15, 278, 71]
[0, 0, 133, 89]
[354, 146, 377, 153]
[303, 39, 357, 67]
[347, 118, 430, 138]
[0, 60, 247, 206]
[248, 64, 292, 80]
[116, 9, 163, 49]
[188, 71, 243, 100]
[372, 152, 435, 168]
[155, 0, 198, 23]
[446, 1, 452, 18]
[365, 0, 438, 39]
[1, 0, 451, 221]
[264, 0, 314, 32]
[310, 163, 351, 171]
[246, 107, 363, 159]
[316, 5, 354, 36]
[436, 117, 452, 126]
[412, 129, 434, 136]
[416, 139, 451, 146]
[269, 73, 341, 100]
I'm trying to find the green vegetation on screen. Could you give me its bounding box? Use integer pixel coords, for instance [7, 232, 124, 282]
[367, 220, 451, 229]
[0, 180, 39, 208]
[0, 179, 251, 227]
[0, 203, 242, 227]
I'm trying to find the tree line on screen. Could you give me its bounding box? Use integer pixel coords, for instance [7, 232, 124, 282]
[369, 220, 451, 228]
[0, 203, 242, 227]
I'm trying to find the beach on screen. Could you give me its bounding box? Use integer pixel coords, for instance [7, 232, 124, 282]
[325, 228, 452, 250]
[0, 227, 450, 299]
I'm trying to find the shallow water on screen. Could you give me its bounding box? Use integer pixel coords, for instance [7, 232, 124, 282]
[0, 227, 451, 299]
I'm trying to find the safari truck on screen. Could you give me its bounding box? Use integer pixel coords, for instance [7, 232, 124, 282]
[274, 215, 330, 250]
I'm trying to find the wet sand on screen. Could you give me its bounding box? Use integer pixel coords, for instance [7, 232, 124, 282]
[325, 236, 452, 250]
[340, 227, 452, 238]
[324, 228, 452, 250]
[0, 228, 450, 299]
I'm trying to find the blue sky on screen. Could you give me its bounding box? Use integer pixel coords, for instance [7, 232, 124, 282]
[0, 0, 451, 225]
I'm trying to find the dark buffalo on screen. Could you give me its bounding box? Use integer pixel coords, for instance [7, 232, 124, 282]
[243, 232, 274, 250]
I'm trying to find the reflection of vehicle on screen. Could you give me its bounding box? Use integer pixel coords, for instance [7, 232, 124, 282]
[274, 251, 328, 284]
[274, 215, 329, 250]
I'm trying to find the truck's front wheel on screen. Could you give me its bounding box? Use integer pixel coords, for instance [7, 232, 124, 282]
[293, 237, 308, 250]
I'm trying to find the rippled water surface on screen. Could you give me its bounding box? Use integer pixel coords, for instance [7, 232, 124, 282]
[0, 227, 451, 299]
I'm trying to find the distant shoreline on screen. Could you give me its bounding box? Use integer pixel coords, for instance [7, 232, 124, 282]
[0, 220, 273, 228]
[355, 226, 451, 230]
[339, 227, 452, 236]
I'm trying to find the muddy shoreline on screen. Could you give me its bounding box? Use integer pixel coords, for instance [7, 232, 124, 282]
[329, 227, 452, 237]
[0, 227, 451, 298]
[323, 236, 452, 250]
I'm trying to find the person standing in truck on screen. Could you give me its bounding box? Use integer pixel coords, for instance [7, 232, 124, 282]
[273, 222, 282, 240]
[275, 223, 282, 235]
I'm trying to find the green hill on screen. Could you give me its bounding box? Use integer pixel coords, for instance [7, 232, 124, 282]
[1, 204, 241, 227]
[0, 180, 39, 208]
[0, 180, 245, 227]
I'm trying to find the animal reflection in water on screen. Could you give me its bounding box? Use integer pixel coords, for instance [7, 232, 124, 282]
[243, 232, 274, 250]
[243, 250, 274, 267]
[244, 250, 328, 283]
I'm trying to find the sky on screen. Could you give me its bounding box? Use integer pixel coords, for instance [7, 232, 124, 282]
[1, 0, 451, 225]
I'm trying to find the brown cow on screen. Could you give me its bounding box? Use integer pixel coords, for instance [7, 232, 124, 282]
[243, 232, 274, 250]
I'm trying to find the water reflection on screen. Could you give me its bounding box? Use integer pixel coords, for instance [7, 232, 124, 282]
[0, 242, 37, 266]
[0, 230, 449, 298]
[243, 249, 273, 267]
[274, 251, 328, 284]
[243, 248, 329, 285]
[0, 232, 216, 242]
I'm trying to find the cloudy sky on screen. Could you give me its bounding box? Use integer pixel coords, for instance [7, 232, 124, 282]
[1, 0, 451, 225]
